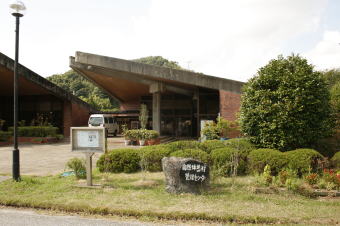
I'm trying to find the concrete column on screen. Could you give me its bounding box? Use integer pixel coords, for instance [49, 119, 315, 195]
[152, 92, 161, 133]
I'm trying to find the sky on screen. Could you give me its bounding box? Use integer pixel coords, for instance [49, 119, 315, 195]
[1, 0, 340, 82]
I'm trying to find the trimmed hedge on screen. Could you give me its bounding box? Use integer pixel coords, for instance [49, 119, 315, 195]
[139, 145, 172, 172]
[224, 138, 255, 156]
[8, 126, 58, 137]
[285, 149, 323, 175]
[248, 148, 324, 176]
[211, 147, 247, 176]
[170, 148, 209, 163]
[199, 140, 226, 154]
[164, 140, 200, 152]
[96, 149, 141, 173]
[331, 151, 340, 169]
[248, 149, 288, 175]
[0, 131, 11, 141]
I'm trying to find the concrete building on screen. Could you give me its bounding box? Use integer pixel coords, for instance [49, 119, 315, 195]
[0, 52, 95, 137]
[70, 52, 244, 137]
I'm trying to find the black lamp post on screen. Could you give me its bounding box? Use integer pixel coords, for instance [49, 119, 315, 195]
[10, 1, 26, 182]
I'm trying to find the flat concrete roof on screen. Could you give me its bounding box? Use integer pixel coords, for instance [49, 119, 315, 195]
[70, 51, 244, 102]
[0, 52, 96, 112]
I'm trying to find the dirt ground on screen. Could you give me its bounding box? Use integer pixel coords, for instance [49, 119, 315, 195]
[0, 137, 140, 176]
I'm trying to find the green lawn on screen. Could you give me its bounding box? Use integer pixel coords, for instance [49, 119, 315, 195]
[0, 172, 339, 224]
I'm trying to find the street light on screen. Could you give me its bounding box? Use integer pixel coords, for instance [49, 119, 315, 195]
[10, 1, 26, 182]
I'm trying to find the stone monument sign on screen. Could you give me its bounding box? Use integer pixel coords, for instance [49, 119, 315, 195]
[162, 157, 209, 194]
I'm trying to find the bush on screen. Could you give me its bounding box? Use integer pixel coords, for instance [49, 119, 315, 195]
[170, 149, 209, 163]
[139, 145, 172, 172]
[248, 149, 288, 175]
[0, 131, 11, 141]
[331, 151, 340, 169]
[285, 149, 324, 175]
[164, 140, 200, 152]
[66, 158, 86, 179]
[240, 54, 334, 151]
[96, 149, 141, 173]
[125, 129, 159, 140]
[8, 126, 58, 137]
[210, 147, 247, 177]
[199, 140, 226, 154]
[224, 138, 255, 156]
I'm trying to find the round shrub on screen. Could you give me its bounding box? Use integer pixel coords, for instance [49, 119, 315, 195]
[170, 148, 209, 163]
[139, 145, 172, 172]
[96, 149, 141, 173]
[248, 149, 288, 175]
[285, 149, 324, 175]
[331, 151, 340, 169]
[240, 55, 333, 151]
[210, 147, 247, 177]
[164, 140, 200, 152]
[199, 140, 226, 154]
[224, 138, 255, 156]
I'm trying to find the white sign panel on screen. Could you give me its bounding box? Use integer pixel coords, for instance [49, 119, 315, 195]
[71, 127, 105, 153]
[77, 131, 99, 148]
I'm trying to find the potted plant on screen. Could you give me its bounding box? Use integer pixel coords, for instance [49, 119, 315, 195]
[122, 125, 131, 146]
[145, 130, 159, 145]
[138, 129, 147, 146]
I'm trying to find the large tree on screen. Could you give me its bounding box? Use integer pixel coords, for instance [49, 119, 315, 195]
[47, 70, 119, 111]
[240, 54, 334, 151]
[133, 56, 184, 70]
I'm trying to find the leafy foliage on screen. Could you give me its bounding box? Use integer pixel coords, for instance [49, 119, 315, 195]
[240, 54, 334, 151]
[139, 145, 172, 172]
[0, 131, 11, 141]
[47, 70, 119, 111]
[170, 149, 209, 163]
[96, 149, 141, 173]
[199, 140, 226, 154]
[248, 149, 288, 175]
[8, 126, 59, 137]
[139, 104, 149, 129]
[285, 149, 323, 175]
[66, 158, 86, 179]
[164, 140, 200, 152]
[331, 151, 340, 169]
[210, 147, 247, 177]
[133, 56, 184, 70]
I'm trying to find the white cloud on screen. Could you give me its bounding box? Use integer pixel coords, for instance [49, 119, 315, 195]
[127, 0, 327, 82]
[303, 30, 340, 71]
[0, 0, 330, 81]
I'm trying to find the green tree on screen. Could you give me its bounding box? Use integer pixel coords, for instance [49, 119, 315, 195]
[240, 54, 334, 151]
[134, 56, 184, 70]
[47, 70, 119, 111]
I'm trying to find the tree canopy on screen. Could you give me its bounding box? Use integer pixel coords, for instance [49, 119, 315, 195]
[133, 56, 184, 70]
[240, 54, 334, 151]
[47, 56, 183, 111]
[47, 70, 119, 111]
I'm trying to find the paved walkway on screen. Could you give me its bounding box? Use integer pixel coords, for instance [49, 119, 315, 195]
[0, 207, 155, 226]
[0, 137, 140, 176]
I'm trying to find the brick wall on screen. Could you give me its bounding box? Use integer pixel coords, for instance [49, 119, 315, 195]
[63, 101, 72, 137]
[62, 101, 91, 137]
[219, 90, 241, 121]
[71, 103, 91, 127]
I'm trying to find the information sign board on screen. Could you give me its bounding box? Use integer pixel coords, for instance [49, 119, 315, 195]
[71, 127, 105, 153]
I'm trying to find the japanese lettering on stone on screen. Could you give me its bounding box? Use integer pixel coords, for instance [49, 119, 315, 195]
[179, 160, 209, 184]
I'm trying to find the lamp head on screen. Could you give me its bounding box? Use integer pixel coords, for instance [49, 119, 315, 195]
[10, 1, 26, 17]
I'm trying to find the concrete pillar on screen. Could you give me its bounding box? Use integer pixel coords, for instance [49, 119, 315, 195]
[152, 92, 161, 133]
[63, 101, 72, 137]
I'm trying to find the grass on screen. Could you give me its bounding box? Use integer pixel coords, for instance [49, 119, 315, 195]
[0, 171, 339, 225]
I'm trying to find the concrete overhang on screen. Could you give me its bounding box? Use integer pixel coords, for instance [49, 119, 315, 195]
[70, 51, 244, 102]
[0, 52, 96, 112]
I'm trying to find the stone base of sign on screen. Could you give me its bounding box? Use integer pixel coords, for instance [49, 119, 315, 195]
[162, 157, 209, 194]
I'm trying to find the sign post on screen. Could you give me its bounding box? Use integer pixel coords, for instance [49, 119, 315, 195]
[71, 127, 105, 186]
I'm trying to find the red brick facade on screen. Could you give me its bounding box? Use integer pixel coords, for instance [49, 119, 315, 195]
[219, 90, 241, 121]
[63, 101, 91, 137]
